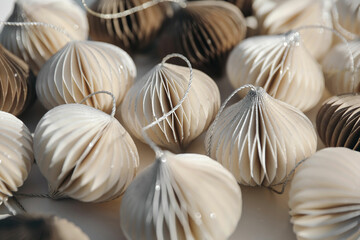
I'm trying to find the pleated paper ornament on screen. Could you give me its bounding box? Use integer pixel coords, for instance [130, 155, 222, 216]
[322, 40, 360, 95]
[120, 60, 220, 152]
[0, 44, 35, 116]
[332, 0, 360, 42]
[0, 0, 89, 74]
[87, 0, 168, 52]
[0, 214, 89, 240]
[227, 32, 325, 112]
[158, 1, 247, 74]
[120, 151, 242, 240]
[317, 94, 360, 151]
[253, 0, 333, 59]
[33, 99, 139, 202]
[187, 0, 253, 16]
[36, 40, 136, 114]
[205, 86, 317, 186]
[0, 111, 33, 203]
[289, 147, 360, 240]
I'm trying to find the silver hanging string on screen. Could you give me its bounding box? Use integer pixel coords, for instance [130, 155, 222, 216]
[331, 3, 358, 41]
[79, 90, 117, 117]
[268, 158, 308, 194]
[141, 53, 193, 159]
[81, 0, 187, 19]
[293, 25, 356, 91]
[206, 84, 257, 156]
[0, 21, 73, 40]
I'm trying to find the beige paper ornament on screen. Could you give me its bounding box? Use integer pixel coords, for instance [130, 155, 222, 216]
[205, 86, 317, 186]
[253, 0, 333, 59]
[0, 44, 35, 116]
[36, 40, 136, 114]
[322, 40, 360, 95]
[332, 0, 360, 42]
[289, 147, 360, 240]
[120, 151, 242, 240]
[120, 58, 220, 152]
[0, 111, 33, 203]
[33, 99, 139, 203]
[317, 94, 360, 151]
[227, 32, 325, 112]
[0, 0, 89, 74]
[87, 0, 168, 52]
[0, 214, 89, 240]
[158, 1, 247, 74]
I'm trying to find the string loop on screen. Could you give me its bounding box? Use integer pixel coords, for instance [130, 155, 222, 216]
[141, 53, 193, 159]
[206, 84, 257, 156]
[81, 0, 186, 19]
[292, 25, 356, 92]
[79, 90, 117, 117]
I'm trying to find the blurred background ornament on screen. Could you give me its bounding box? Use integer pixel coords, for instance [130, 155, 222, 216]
[36, 40, 136, 114]
[317, 94, 360, 151]
[322, 39, 360, 95]
[158, 1, 247, 75]
[0, 44, 35, 116]
[289, 147, 360, 240]
[253, 0, 333, 59]
[331, 0, 360, 42]
[87, 0, 169, 52]
[0, 214, 89, 240]
[0, 0, 89, 74]
[0, 111, 33, 204]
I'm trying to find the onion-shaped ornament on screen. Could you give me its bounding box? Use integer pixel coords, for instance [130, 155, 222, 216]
[120, 151, 242, 240]
[227, 32, 325, 112]
[0, 111, 33, 203]
[0, 0, 89, 74]
[120, 59, 220, 152]
[322, 40, 360, 95]
[33, 97, 139, 203]
[0, 214, 89, 240]
[332, 0, 360, 41]
[158, 1, 247, 74]
[253, 0, 333, 59]
[289, 147, 360, 240]
[0, 44, 35, 116]
[317, 94, 360, 151]
[36, 40, 136, 114]
[87, 0, 168, 52]
[205, 86, 317, 186]
[187, 0, 253, 16]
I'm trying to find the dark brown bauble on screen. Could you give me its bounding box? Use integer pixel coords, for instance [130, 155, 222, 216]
[87, 0, 168, 52]
[187, 0, 253, 16]
[0, 44, 35, 116]
[0, 214, 89, 240]
[317, 94, 360, 150]
[158, 1, 247, 75]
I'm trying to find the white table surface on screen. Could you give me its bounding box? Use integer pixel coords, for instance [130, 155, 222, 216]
[0, 1, 331, 239]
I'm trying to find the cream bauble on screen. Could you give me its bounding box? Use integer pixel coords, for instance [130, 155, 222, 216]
[121, 62, 220, 152]
[0, 111, 33, 202]
[33, 103, 139, 202]
[289, 147, 360, 240]
[36, 40, 136, 114]
[227, 32, 325, 112]
[205, 86, 317, 186]
[120, 151, 242, 240]
[0, 0, 89, 74]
